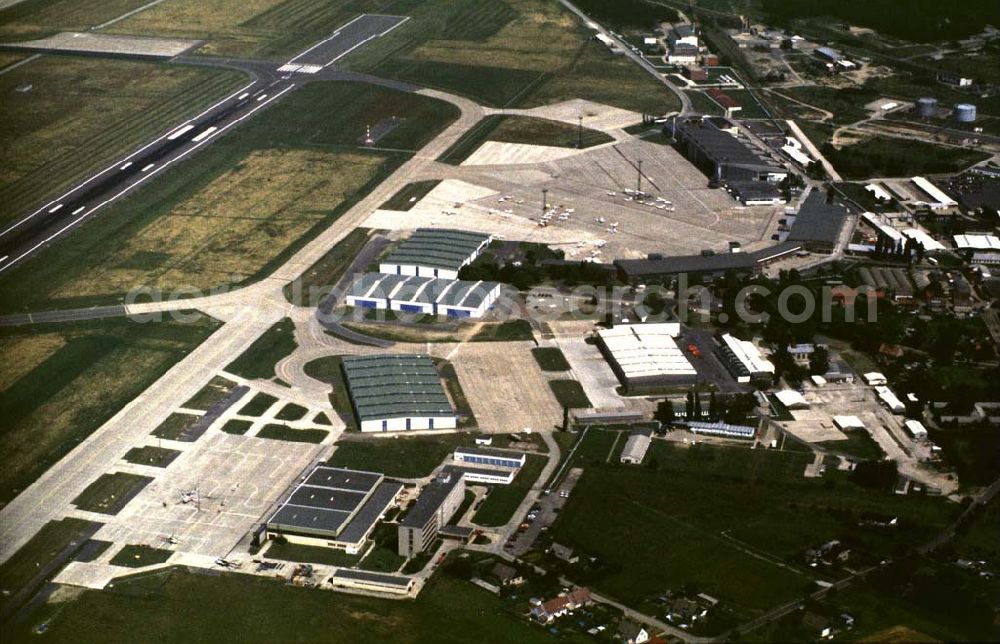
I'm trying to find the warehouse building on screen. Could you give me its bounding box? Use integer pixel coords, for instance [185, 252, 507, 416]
[620, 430, 653, 464]
[685, 421, 755, 439]
[454, 447, 526, 470]
[265, 466, 402, 553]
[614, 241, 803, 283]
[398, 470, 465, 557]
[718, 333, 775, 384]
[380, 228, 491, 279]
[329, 569, 414, 596]
[596, 323, 698, 390]
[774, 389, 810, 410]
[904, 419, 928, 439]
[875, 386, 906, 414]
[670, 118, 786, 184]
[953, 234, 1000, 250]
[341, 355, 457, 432]
[784, 191, 849, 252]
[345, 272, 500, 319]
[910, 176, 957, 209]
[833, 415, 866, 431]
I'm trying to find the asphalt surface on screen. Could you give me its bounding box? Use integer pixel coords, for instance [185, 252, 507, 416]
[283, 14, 409, 69]
[0, 305, 128, 326]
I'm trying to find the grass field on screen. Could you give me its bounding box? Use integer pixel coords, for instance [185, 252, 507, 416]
[471, 320, 533, 342]
[265, 541, 362, 567]
[283, 227, 373, 305]
[302, 356, 355, 427]
[181, 376, 236, 411]
[274, 403, 308, 421]
[257, 424, 327, 444]
[824, 136, 989, 180]
[0, 315, 219, 504]
[0, 81, 456, 313]
[109, 544, 174, 568]
[0, 0, 149, 40]
[551, 442, 959, 614]
[122, 445, 181, 468]
[327, 434, 470, 478]
[238, 392, 279, 417]
[344, 0, 679, 113]
[471, 454, 546, 527]
[72, 472, 153, 515]
[220, 419, 253, 435]
[548, 379, 591, 409]
[531, 347, 570, 372]
[225, 318, 296, 381]
[7, 566, 575, 643]
[438, 114, 612, 164]
[357, 521, 407, 573]
[0, 517, 101, 616]
[150, 412, 199, 441]
[0, 56, 245, 227]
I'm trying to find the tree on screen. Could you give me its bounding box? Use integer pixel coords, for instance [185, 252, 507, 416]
[655, 400, 677, 427]
[693, 391, 702, 419]
[562, 405, 570, 432]
[809, 346, 830, 375]
[686, 391, 694, 419]
[709, 391, 718, 421]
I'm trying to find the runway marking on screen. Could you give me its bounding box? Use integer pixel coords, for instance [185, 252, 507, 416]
[237, 92, 250, 100]
[167, 123, 195, 140]
[0, 84, 295, 275]
[141, 163, 155, 172]
[0, 80, 255, 241]
[191, 126, 217, 142]
[284, 14, 367, 65]
[71, 206, 86, 215]
[255, 94, 267, 102]
[47, 204, 63, 214]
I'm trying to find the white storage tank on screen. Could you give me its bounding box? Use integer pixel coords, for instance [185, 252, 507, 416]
[954, 103, 977, 123]
[915, 97, 937, 118]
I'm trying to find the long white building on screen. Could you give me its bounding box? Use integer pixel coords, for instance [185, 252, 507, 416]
[718, 334, 774, 383]
[597, 323, 697, 389]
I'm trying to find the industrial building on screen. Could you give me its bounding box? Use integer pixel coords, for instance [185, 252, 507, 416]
[670, 118, 787, 185]
[596, 323, 698, 390]
[620, 430, 653, 464]
[783, 191, 849, 252]
[380, 228, 491, 279]
[833, 415, 865, 431]
[904, 419, 928, 439]
[774, 389, 810, 410]
[718, 333, 775, 384]
[341, 355, 456, 432]
[911, 176, 957, 209]
[858, 266, 914, 301]
[875, 386, 906, 414]
[444, 464, 516, 485]
[953, 234, 1000, 250]
[453, 447, 526, 470]
[684, 421, 755, 439]
[345, 272, 500, 318]
[614, 241, 803, 283]
[329, 569, 414, 596]
[398, 470, 465, 557]
[264, 466, 402, 553]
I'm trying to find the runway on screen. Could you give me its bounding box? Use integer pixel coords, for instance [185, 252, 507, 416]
[0, 14, 413, 276]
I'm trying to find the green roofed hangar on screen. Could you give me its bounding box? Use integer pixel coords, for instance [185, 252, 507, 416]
[379, 228, 492, 279]
[341, 354, 457, 432]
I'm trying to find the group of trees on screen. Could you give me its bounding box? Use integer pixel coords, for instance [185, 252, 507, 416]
[872, 235, 926, 263]
[654, 391, 757, 427]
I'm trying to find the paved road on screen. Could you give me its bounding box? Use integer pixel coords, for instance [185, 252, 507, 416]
[557, 0, 692, 115]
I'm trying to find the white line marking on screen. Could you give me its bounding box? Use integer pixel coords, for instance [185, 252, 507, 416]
[0, 84, 296, 275]
[119, 161, 133, 170]
[141, 163, 155, 172]
[0, 80, 256, 240]
[47, 204, 63, 214]
[191, 126, 217, 142]
[255, 94, 267, 102]
[285, 15, 366, 64]
[72, 206, 86, 215]
[167, 123, 195, 140]
[238, 92, 250, 100]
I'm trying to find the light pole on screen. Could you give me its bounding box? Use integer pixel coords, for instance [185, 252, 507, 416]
[542, 188, 548, 215]
[636, 159, 643, 195]
[577, 115, 583, 149]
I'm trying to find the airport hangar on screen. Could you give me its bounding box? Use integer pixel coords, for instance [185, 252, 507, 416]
[614, 241, 803, 284]
[596, 323, 698, 391]
[341, 354, 458, 432]
[345, 273, 500, 318]
[264, 466, 402, 554]
[380, 228, 492, 279]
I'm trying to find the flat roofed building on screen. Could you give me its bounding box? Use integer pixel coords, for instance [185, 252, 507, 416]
[265, 466, 401, 553]
[329, 569, 414, 595]
[614, 242, 803, 283]
[453, 447, 526, 470]
[833, 415, 865, 431]
[380, 228, 491, 279]
[953, 234, 1000, 250]
[671, 118, 787, 184]
[875, 386, 906, 414]
[341, 354, 457, 432]
[398, 470, 465, 557]
[597, 323, 697, 390]
[786, 191, 849, 252]
[775, 389, 810, 410]
[718, 334, 774, 384]
[911, 176, 957, 208]
[345, 273, 500, 318]
[904, 419, 928, 439]
[863, 372, 887, 386]
[444, 464, 516, 485]
[620, 430, 653, 464]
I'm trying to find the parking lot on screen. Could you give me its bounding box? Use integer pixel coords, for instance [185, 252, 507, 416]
[506, 466, 583, 557]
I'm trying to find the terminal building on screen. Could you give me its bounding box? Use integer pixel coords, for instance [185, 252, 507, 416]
[398, 470, 466, 557]
[380, 228, 492, 279]
[341, 355, 457, 432]
[596, 323, 698, 390]
[717, 333, 775, 384]
[614, 242, 802, 284]
[264, 466, 402, 554]
[345, 272, 501, 318]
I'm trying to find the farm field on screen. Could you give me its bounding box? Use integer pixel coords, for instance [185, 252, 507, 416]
[4, 567, 576, 643]
[0, 56, 245, 227]
[0, 81, 456, 313]
[0, 315, 219, 504]
[551, 441, 958, 615]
